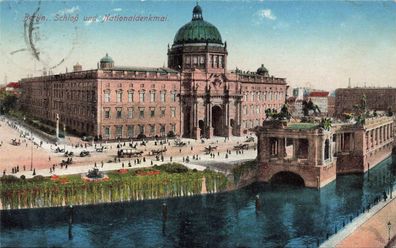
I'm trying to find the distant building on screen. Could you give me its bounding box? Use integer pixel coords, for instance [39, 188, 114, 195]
[335, 87, 396, 116]
[286, 97, 303, 118]
[308, 91, 329, 114]
[292, 87, 309, 100]
[327, 96, 335, 117]
[4, 82, 21, 96]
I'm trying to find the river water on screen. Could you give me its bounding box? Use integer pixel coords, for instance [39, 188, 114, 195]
[1, 156, 395, 248]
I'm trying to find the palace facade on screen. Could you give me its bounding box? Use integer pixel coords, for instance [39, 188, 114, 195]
[19, 4, 287, 140]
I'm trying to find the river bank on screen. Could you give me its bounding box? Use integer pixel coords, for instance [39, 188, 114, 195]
[320, 188, 396, 248]
[0, 163, 229, 210]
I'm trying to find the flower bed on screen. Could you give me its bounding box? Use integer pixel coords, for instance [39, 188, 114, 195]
[0, 166, 228, 210]
[136, 170, 160, 176]
[117, 169, 129, 174]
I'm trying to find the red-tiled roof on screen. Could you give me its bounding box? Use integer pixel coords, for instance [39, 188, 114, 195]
[6, 82, 20, 88]
[309, 91, 329, 97]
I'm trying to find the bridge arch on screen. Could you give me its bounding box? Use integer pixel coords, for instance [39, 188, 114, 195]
[270, 171, 305, 187]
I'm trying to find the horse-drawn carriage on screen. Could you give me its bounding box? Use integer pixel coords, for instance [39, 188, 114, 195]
[233, 144, 249, 151]
[54, 147, 65, 153]
[151, 147, 167, 156]
[64, 151, 74, 157]
[174, 139, 186, 147]
[204, 145, 217, 154]
[96, 146, 106, 152]
[80, 150, 90, 157]
[245, 137, 255, 143]
[61, 157, 73, 166]
[118, 149, 143, 158]
[11, 139, 21, 146]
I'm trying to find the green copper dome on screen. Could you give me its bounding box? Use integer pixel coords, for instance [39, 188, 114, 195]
[257, 64, 269, 75]
[173, 4, 222, 45]
[100, 53, 114, 63]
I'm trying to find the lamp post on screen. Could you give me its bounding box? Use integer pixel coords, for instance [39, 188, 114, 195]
[388, 221, 392, 242]
[30, 132, 33, 171]
[63, 124, 66, 150]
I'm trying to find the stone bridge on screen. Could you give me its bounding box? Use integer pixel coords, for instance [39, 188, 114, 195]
[254, 117, 394, 188]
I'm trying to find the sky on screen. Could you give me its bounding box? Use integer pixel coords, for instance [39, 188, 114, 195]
[0, 0, 396, 91]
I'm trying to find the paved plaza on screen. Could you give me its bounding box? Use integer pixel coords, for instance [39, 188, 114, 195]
[0, 116, 257, 179]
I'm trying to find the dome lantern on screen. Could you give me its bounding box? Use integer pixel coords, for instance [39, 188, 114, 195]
[257, 64, 269, 76]
[100, 53, 114, 69]
[192, 3, 203, 20]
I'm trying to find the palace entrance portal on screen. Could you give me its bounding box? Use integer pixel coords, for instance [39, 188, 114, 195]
[212, 105, 223, 136]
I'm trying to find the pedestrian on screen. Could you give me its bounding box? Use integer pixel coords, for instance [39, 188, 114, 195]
[191, 146, 193, 151]
[143, 157, 146, 162]
[170, 156, 173, 162]
[101, 161, 104, 168]
[128, 161, 131, 167]
[179, 148, 182, 153]
[23, 165, 26, 171]
[50, 168, 52, 173]
[49, 156, 51, 161]
[122, 162, 124, 168]
[33, 169, 36, 176]
[94, 162, 97, 167]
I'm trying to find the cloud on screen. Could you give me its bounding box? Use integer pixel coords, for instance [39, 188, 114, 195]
[112, 8, 122, 12]
[84, 16, 101, 26]
[258, 9, 276, 21]
[56, 6, 80, 16]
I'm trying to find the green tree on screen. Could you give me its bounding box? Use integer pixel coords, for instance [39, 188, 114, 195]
[0, 92, 17, 114]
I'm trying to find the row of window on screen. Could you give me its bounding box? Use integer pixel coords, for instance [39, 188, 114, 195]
[103, 124, 177, 138]
[243, 91, 284, 102]
[242, 119, 262, 129]
[242, 104, 282, 115]
[104, 90, 178, 103]
[183, 54, 225, 69]
[104, 107, 177, 119]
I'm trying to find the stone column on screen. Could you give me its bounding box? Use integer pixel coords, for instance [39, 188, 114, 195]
[56, 113, 59, 139]
[350, 133, 354, 151]
[192, 100, 200, 139]
[308, 137, 318, 166]
[224, 101, 232, 137]
[366, 131, 369, 151]
[205, 102, 213, 138]
[318, 137, 324, 165]
[277, 138, 286, 159]
[386, 124, 389, 140]
[341, 133, 344, 151]
[293, 139, 299, 159]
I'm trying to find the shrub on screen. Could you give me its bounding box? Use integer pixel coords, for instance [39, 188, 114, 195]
[30, 175, 45, 181]
[20, 175, 26, 180]
[167, 131, 176, 138]
[158, 163, 188, 173]
[137, 133, 146, 140]
[0, 175, 19, 183]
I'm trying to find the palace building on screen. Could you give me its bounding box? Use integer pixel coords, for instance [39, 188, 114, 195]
[19, 4, 287, 140]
